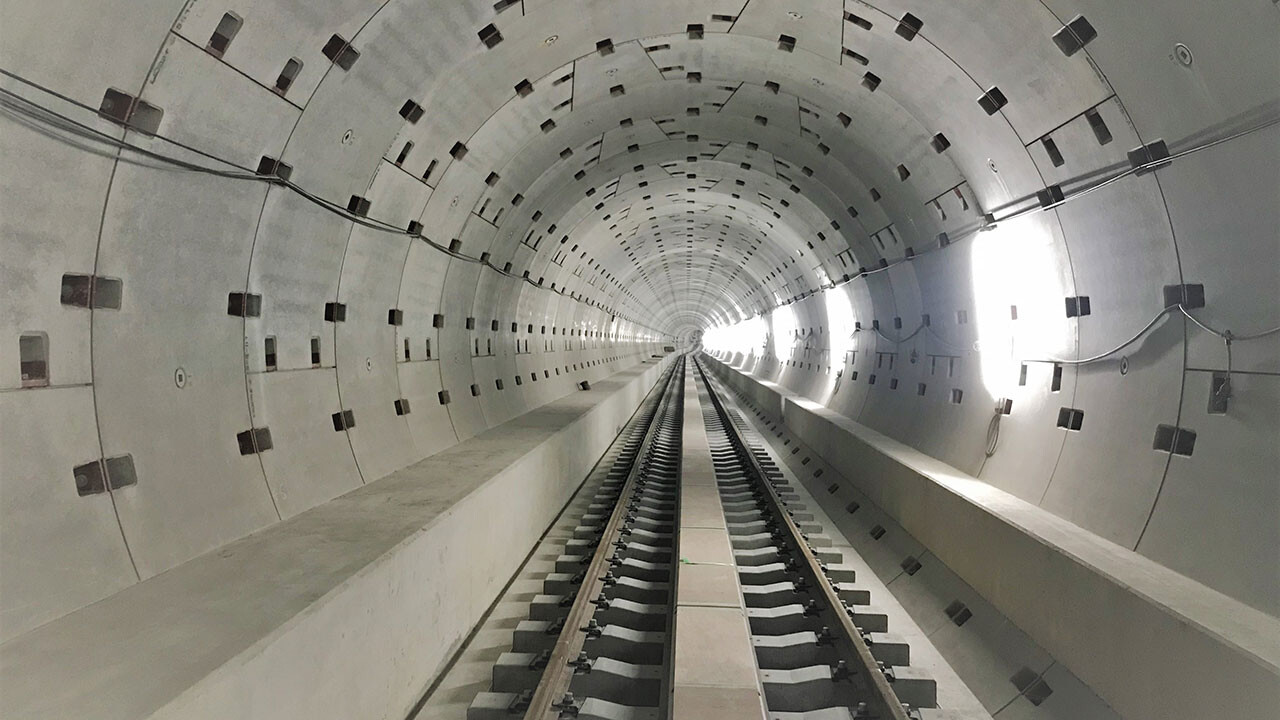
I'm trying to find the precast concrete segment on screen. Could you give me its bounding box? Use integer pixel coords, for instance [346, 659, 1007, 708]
[469, 356, 685, 720]
[0, 357, 671, 720]
[671, 369, 769, 720]
[703, 353, 1280, 720]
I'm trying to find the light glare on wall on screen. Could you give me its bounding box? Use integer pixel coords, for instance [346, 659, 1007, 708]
[824, 288, 856, 376]
[971, 216, 1065, 397]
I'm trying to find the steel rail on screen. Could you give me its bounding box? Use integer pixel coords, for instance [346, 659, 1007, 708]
[523, 357, 684, 720]
[693, 356, 912, 720]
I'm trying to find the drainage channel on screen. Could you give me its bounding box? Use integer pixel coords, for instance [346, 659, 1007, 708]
[692, 357, 933, 720]
[469, 355, 685, 720]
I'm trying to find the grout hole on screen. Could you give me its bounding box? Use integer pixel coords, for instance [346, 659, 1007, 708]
[206, 12, 243, 58]
[1042, 137, 1065, 167]
[274, 58, 303, 95]
[844, 12, 873, 30]
[395, 141, 413, 165]
[1085, 107, 1112, 145]
[19, 332, 49, 387]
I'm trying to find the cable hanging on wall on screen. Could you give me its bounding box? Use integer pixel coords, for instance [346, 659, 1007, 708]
[0, 68, 660, 333]
[857, 321, 971, 354]
[1023, 303, 1278, 368]
[977, 304, 1278, 461]
[742, 112, 1279, 337]
[9, 67, 1275, 348]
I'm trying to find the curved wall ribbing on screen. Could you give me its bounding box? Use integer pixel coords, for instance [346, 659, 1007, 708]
[1, 0, 1276, 646]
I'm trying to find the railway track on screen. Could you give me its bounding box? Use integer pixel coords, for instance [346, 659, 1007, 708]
[464, 354, 937, 720]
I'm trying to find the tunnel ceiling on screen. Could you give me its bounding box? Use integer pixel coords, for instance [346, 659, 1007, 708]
[446, 10, 985, 338]
[207, 0, 1133, 341]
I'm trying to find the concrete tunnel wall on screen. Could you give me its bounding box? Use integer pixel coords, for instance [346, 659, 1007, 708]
[700, 353, 1280, 720]
[0, 0, 1277, 711]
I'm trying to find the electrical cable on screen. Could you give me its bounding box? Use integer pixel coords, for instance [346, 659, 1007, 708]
[823, 302, 1275, 376]
[924, 323, 972, 353]
[5, 67, 1277, 340]
[985, 412, 1001, 457]
[1024, 306, 1178, 366]
[0, 87, 265, 181]
[1022, 303, 1279, 368]
[871, 323, 925, 345]
[1173, 302, 1280, 404]
[983, 304, 1280, 457]
[801, 116, 1278, 310]
[1032, 115, 1280, 217]
[866, 322, 972, 354]
[1177, 303, 1279, 341]
[0, 70, 653, 329]
[1220, 335, 1234, 404]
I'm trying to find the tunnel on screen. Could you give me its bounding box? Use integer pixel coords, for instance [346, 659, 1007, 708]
[1, 1, 1277, 718]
